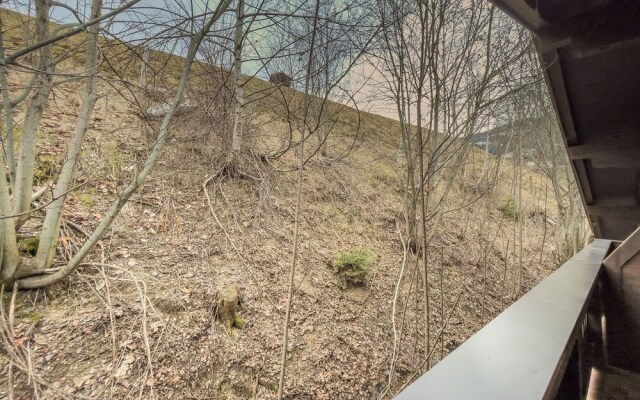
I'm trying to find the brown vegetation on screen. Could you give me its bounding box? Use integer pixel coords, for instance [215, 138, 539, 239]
[0, 60, 560, 398]
[0, 5, 575, 399]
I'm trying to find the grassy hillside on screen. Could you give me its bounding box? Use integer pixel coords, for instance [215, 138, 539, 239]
[1, 7, 563, 399]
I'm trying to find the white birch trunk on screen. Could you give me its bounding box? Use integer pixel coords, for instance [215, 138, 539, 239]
[140, 46, 149, 88]
[12, 0, 54, 227]
[231, 0, 244, 152]
[33, 0, 102, 272]
[0, 25, 17, 186]
[18, 0, 233, 288]
[0, 137, 19, 282]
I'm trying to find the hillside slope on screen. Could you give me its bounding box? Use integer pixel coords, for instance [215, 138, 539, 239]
[1, 9, 562, 399]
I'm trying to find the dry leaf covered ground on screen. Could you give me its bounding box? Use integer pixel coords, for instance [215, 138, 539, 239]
[0, 61, 565, 399]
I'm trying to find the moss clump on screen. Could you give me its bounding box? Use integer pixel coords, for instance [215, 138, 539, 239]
[333, 247, 373, 289]
[77, 189, 96, 207]
[233, 314, 246, 329]
[34, 154, 58, 183]
[499, 197, 519, 221]
[23, 310, 43, 325]
[18, 236, 39, 256]
[103, 141, 123, 174]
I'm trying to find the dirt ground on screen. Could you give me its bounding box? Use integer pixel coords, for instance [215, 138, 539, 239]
[0, 66, 566, 399]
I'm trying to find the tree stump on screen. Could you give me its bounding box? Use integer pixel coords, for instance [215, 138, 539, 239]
[217, 285, 244, 333]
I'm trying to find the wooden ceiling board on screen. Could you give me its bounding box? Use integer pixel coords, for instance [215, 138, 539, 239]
[494, 0, 640, 240]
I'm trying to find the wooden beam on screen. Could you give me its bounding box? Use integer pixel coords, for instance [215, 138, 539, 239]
[589, 215, 603, 238]
[569, 134, 640, 159]
[592, 153, 640, 169]
[576, 150, 640, 169]
[603, 225, 640, 273]
[568, 133, 640, 168]
[591, 196, 639, 208]
[536, 33, 572, 52]
[536, 1, 640, 54]
[573, 160, 594, 204]
[573, 36, 640, 58]
[540, 48, 579, 145]
[587, 205, 640, 219]
[489, 0, 546, 32]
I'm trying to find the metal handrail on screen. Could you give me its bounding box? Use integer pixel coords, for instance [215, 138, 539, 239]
[395, 239, 612, 400]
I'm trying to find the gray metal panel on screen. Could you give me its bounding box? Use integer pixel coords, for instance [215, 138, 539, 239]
[395, 239, 611, 400]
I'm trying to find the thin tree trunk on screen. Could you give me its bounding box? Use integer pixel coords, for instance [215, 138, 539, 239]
[140, 47, 149, 88]
[317, 37, 330, 157]
[12, 0, 54, 227]
[231, 0, 244, 152]
[416, 89, 429, 370]
[277, 1, 320, 397]
[0, 22, 17, 186]
[17, 0, 232, 288]
[0, 136, 19, 282]
[32, 0, 102, 274]
[515, 116, 524, 297]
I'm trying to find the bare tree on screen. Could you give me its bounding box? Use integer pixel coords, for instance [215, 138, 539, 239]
[373, 0, 532, 377]
[277, 1, 321, 398]
[262, 0, 377, 159]
[527, 86, 589, 261]
[492, 42, 589, 262]
[231, 0, 245, 152]
[0, 0, 233, 287]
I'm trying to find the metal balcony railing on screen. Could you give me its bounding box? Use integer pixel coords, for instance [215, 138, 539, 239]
[395, 239, 612, 400]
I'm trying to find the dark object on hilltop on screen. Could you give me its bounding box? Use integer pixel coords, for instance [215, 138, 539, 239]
[269, 72, 292, 88]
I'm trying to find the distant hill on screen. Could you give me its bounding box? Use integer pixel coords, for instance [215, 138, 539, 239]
[470, 116, 552, 161]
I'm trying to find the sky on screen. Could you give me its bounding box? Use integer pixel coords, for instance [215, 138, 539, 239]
[3, 0, 420, 122]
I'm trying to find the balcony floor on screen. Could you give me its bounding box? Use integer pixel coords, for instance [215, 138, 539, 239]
[587, 366, 640, 400]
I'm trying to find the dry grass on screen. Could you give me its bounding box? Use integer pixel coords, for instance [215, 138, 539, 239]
[0, 7, 565, 399]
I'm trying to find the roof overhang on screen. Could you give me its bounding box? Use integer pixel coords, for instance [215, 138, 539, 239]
[491, 0, 640, 240]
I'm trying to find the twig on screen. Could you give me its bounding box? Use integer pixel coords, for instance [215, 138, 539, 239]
[8, 358, 13, 400]
[98, 242, 117, 398]
[202, 176, 277, 309]
[6, 284, 16, 400]
[62, 219, 90, 237]
[0, 283, 88, 398]
[0, 182, 88, 220]
[277, 1, 321, 396]
[440, 247, 445, 360]
[379, 223, 409, 399]
[133, 279, 154, 400]
[0, 354, 92, 399]
[9, 282, 17, 337]
[396, 290, 465, 394]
